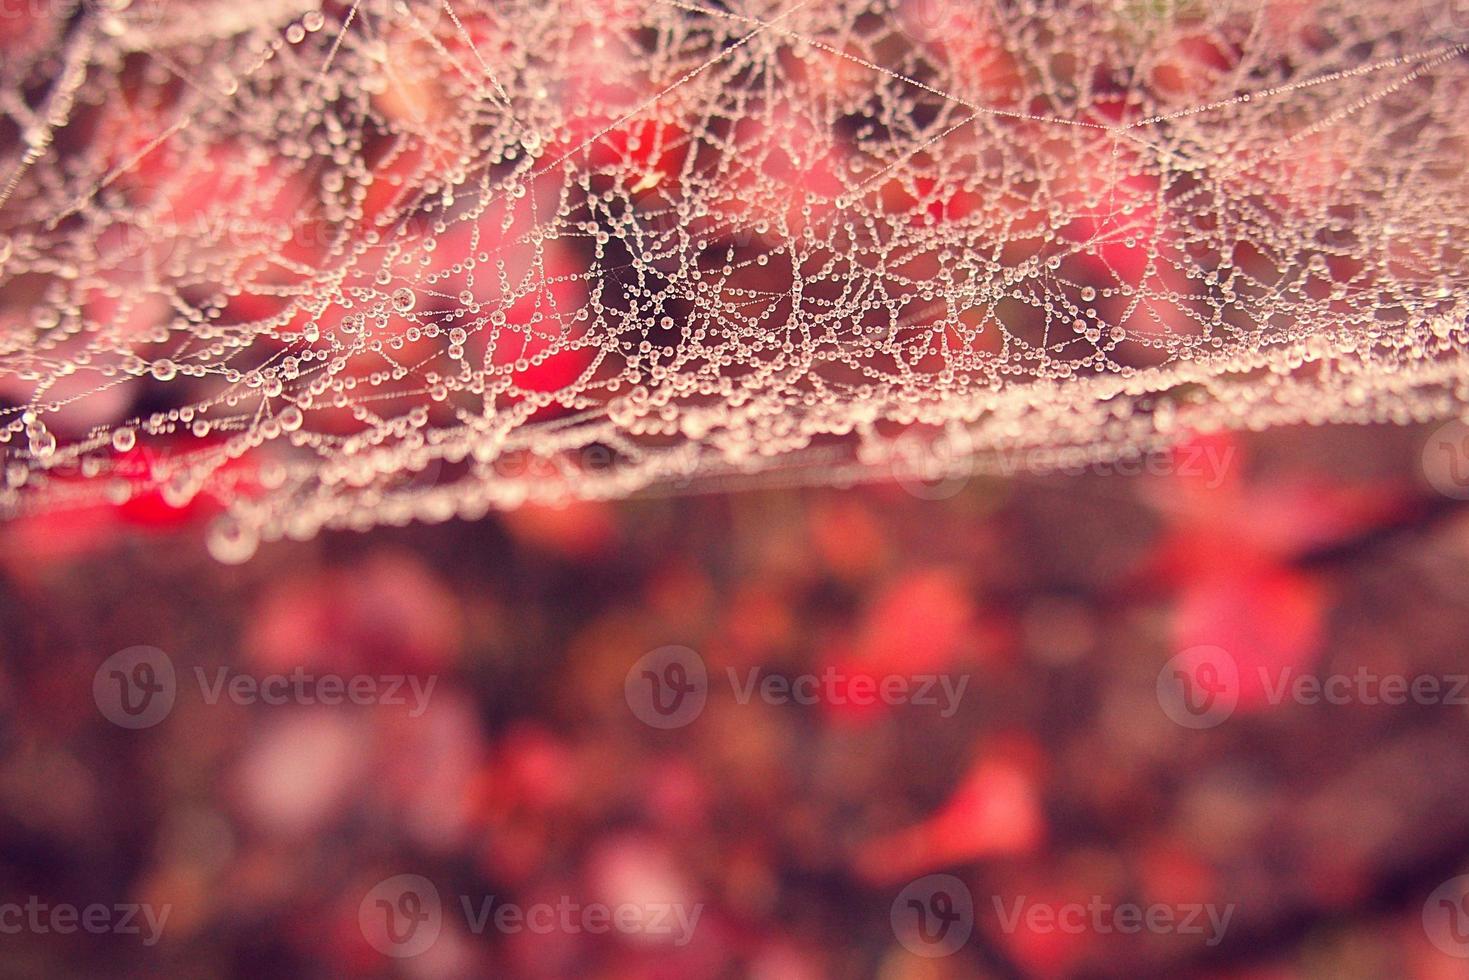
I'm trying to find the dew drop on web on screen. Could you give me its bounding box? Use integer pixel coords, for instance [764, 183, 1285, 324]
[0, 0, 1464, 554]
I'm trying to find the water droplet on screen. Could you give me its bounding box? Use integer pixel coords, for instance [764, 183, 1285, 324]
[207, 515, 259, 564]
[29, 430, 55, 459]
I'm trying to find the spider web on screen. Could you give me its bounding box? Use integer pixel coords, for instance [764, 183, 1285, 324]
[0, 0, 1465, 559]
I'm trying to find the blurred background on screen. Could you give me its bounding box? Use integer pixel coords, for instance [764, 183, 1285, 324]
[4, 421, 1469, 978]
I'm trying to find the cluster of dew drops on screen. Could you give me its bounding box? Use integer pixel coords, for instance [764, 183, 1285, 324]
[0, 0, 1466, 560]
